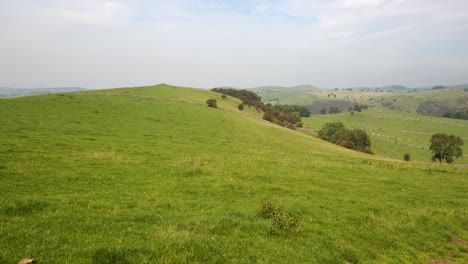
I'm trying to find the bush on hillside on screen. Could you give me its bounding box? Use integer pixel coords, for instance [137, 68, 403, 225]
[404, 153, 411, 161]
[258, 200, 300, 235]
[318, 122, 373, 154]
[206, 99, 217, 108]
[238, 104, 244, 110]
[212, 88, 302, 130]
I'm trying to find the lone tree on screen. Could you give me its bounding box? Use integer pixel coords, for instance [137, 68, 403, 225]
[206, 99, 217, 108]
[429, 133, 464, 163]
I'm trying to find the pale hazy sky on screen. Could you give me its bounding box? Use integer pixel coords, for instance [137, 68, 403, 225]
[1, 0, 467, 89]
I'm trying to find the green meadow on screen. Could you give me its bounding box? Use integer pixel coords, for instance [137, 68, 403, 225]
[0, 85, 467, 263]
[302, 108, 468, 164]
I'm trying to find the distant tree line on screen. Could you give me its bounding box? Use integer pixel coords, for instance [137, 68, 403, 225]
[212, 88, 303, 130]
[318, 122, 373, 154]
[211, 88, 261, 103]
[416, 100, 449, 116]
[442, 110, 468, 120]
[273, 104, 311, 117]
[349, 103, 368, 112]
[432, 85, 445, 90]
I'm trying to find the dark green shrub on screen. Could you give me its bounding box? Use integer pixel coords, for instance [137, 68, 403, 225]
[286, 123, 296, 130]
[206, 99, 217, 108]
[238, 104, 244, 110]
[258, 200, 300, 234]
[259, 200, 277, 219]
[404, 153, 411, 161]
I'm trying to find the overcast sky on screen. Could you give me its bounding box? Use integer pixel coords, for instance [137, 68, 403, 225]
[1, 0, 467, 89]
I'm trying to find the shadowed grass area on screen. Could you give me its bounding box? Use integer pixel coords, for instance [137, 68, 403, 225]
[0, 85, 467, 263]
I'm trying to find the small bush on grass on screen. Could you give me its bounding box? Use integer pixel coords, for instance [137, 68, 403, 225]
[206, 99, 217, 108]
[404, 153, 411, 161]
[258, 200, 301, 234]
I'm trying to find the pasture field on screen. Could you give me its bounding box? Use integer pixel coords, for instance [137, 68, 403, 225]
[260, 90, 389, 106]
[302, 109, 468, 164]
[0, 85, 467, 263]
[373, 88, 467, 113]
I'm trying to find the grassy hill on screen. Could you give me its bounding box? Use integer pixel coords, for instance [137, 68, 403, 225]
[0, 84, 467, 263]
[372, 88, 467, 115]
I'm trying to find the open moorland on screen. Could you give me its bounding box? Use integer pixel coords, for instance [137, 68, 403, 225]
[0, 84, 467, 263]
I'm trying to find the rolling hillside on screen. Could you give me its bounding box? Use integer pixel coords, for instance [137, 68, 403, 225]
[0, 84, 467, 263]
[302, 109, 468, 164]
[373, 88, 467, 115]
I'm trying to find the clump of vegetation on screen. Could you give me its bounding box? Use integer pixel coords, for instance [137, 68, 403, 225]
[206, 99, 217, 108]
[221, 94, 227, 100]
[404, 153, 411, 162]
[212, 88, 303, 130]
[349, 103, 368, 112]
[416, 100, 449, 116]
[258, 200, 300, 234]
[429, 133, 464, 163]
[318, 122, 373, 154]
[237, 103, 244, 110]
[273, 104, 310, 117]
[443, 110, 468, 120]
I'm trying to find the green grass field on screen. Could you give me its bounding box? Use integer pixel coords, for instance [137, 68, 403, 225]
[1, 85, 467, 263]
[302, 108, 468, 164]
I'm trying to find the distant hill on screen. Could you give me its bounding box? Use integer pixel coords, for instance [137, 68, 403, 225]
[372, 87, 467, 116]
[342, 85, 411, 92]
[0, 87, 87, 98]
[249, 84, 320, 94]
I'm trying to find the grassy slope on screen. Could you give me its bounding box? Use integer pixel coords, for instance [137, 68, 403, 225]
[302, 109, 468, 164]
[374, 88, 467, 113]
[0, 85, 467, 263]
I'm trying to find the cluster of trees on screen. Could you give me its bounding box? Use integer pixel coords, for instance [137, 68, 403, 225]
[416, 100, 449, 116]
[211, 88, 261, 103]
[262, 107, 303, 129]
[319, 107, 340, 114]
[318, 103, 368, 115]
[212, 88, 303, 130]
[273, 104, 311, 117]
[349, 103, 368, 112]
[318, 122, 373, 154]
[442, 110, 468, 120]
[432, 85, 446, 90]
[429, 133, 464, 163]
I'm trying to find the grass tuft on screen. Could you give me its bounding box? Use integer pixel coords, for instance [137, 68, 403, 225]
[2, 200, 48, 216]
[92, 248, 130, 264]
[258, 200, 301, 234]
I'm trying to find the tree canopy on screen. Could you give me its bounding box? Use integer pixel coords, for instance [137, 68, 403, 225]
[429, 133, 464, 163]
[318, 122, 373, 154]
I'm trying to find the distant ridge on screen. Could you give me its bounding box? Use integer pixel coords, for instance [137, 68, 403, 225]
[0, 87, 87, 98]
[248, 84, 320, 93]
